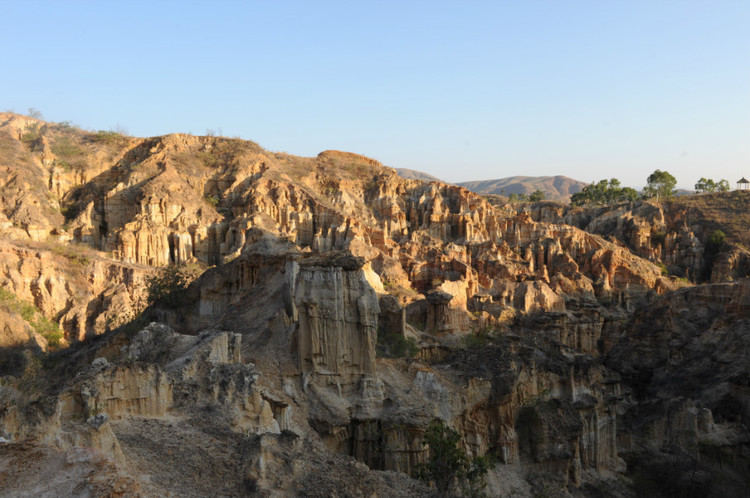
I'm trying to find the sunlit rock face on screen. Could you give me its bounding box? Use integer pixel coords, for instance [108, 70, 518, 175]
[293, 253, 379, 380]
[1, 113, 749, 497]
[534, 195, 750, 283]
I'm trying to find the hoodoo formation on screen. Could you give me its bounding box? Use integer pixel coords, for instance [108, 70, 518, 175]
[1, 112, 749, 497]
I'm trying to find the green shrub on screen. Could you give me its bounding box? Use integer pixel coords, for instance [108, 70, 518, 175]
[146, 264, 202, 308]
[707, 230, 725, 250]
[197, 150, 220, 168]
[51, 136, 84, 158]
[508, 193, 529, 203]
[56, 120, 76, 130]
[657, 262, 669, 276]
[695, 177, 730, 194]
[461, 328, 497, 349]
[19, 123, 43, 151]
[86, 129, 129, 147]
[382, 280, 419, 299]
[377, 330, 418, 358]
[416, 420, 492, 497]
[48, 242, 89, 266]
[51, 136, 86, 171]
[319, 177, 340, 197]
[0, 288, 64, 348]
[205, 194, 220, 207]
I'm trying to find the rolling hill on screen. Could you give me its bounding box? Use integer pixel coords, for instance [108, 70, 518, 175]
[393, 169, 587, 201]
[457, 175, 587, 200]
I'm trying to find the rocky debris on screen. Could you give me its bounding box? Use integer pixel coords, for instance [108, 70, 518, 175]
[0, 442, 141, 498]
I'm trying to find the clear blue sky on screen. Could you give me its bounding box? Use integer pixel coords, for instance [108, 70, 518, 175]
[2, 1, 749, 189]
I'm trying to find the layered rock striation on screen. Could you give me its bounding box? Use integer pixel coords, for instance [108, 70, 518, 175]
[1, 113, 748, 497]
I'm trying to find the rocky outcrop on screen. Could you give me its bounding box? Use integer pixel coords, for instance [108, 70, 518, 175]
[60, 364, 172, 421]
[0, 241, 150, 343]
[3, 113, 750, 497]
[2, 113, 676, 346]
[293, 253, 379, 380]
[531, 193, 750, 284]
[125, 324, 281, 434]
[605, 279, 750, 494]
[435, 334, 623, 486]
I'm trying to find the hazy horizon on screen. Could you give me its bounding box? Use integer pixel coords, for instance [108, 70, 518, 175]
[2, 1, 748, 190]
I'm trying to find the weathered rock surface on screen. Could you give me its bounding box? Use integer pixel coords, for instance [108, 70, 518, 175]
[530, 192, 750, 284]
[1, 113, 749, 497]
[0, 240, 150, 342]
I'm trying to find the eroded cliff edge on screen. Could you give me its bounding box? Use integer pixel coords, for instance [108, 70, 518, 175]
[1, 113, 749, 497]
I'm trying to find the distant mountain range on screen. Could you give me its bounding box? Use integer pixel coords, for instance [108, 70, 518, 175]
[458, 175, 587, 201]
[394, 169, 587, 201]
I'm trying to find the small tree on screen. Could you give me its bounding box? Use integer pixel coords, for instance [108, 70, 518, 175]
[19, 123, 43, 151]
[695, 177, 716, 193]
[529, 190, 546, 202]
[417, 420, 492, 497]
[146, 265, 200, 308]
[376, 330, 418, 358]
[618, 186, 640, 203]
[643, 170, 677, 199]
[707, 230, 725, 251]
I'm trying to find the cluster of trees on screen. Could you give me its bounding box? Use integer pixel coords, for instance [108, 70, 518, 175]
[695, 177, 730, 193]
[508, 190, 545, 203]
[570, 179, 639, 206]
[510, 170, 732, 207]
[570, 170, 731, 207]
